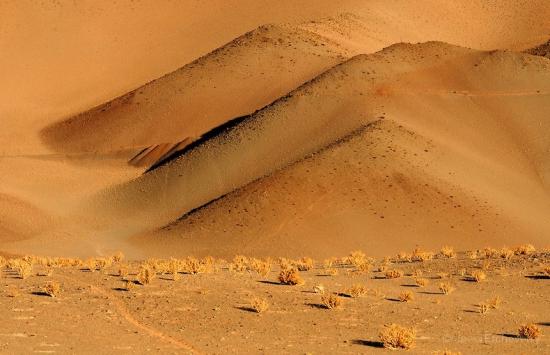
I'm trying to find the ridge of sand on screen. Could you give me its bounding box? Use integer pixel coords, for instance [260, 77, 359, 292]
[39, 23, 352, 155]
[26, 42, 544, 259]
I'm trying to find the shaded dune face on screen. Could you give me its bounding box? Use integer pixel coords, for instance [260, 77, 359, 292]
[83, 43, 550, 258]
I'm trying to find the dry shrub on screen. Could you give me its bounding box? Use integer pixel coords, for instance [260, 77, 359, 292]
[313, 284, 325, 294]
[415, 278, 429, 287]
[112, 251, 125, 263]
[398, 291, 414, 302]
[483, 247, 499, 258]
[437, 272, 450, 279]
[123, 280, 134, 291]
[543, 265, 550, 277]
[347, 284, 368, 298]
[466, 270, 486, 282]
[250, 258, 271, 277]
[323, 258, 335, 269]
[43, 281, 60, 297]
[0, 256, 6, 268]
[169, 259, 180, 281]
[500, 247, 514, 260]
[412, 248, 434, 262]
[251, 297, 269, 313]
[37, 267, 53, 277]
[467, 250, 479, 260]
[440, 246, 456, 258]
[397, 252, 413, 263]
[321, 294, 342, 309]
[412, 269, 423, 277]
[181, 257, 207, 274]
[518, 324, 541, 339]
[379, 324, 416, 350]
[325, 268, 338, 276]
[85, 258, 97, 272]
[137, 266, 154, 285]
[477, 303, 490, 314]
[348, 250, 367, 266]
[385, 269, 404, 279]
[439, 282, 455, 295]
[118, 265, 129, 279]
[229, 255, 250, 273]
[295, 257, 314, 271]
[17, 261, 33, 279]
[514, 244, 535, 256]
[278, 267, 303, 285]
[457, 268, 467, 277]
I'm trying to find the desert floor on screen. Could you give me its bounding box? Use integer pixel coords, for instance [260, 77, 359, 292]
[1, 248, 549, 354]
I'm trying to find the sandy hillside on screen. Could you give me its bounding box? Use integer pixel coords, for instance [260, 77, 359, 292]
[1, 1, 550, 260]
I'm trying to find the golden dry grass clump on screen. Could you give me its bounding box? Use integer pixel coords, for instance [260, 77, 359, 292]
[440, 246, 456, 258]
[295, 257, 314, 271]
[347, 284, 368, 298]
[251, 297, 269, 313]
[137, 266, 154, 285]
[313, 284, 325, 294]
[477, 303, 490, 314]
[278, 267, 304, 285]
[466, 270, 486, 282]
[415, 278, 429, 287]
[250, 258, 272, 277]
[439, 282, 455, 295]
[518, 324, 541, 339]
[385, 269, 404, 279]
[42, 281, 61, 297]
[9, 259, 33, 279]
[412, 248, 434, 262]
[123, 280, 134, 291]
[229, 255, 250, 273]
[499, 247, 514, 260]
[514, 244, 536, 256]
[321, 294, 342, 309]
[397, 252, 413, 263]
[398, 291, 414, 302]
[379, 324, 416, 350]
[488, 296, 502, 309]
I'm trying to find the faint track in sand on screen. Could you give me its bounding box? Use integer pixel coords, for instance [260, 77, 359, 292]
[57, 274, 203, 354]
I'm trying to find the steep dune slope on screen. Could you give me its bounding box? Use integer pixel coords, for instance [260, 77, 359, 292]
[40, 24, 351, 154]
[7, 0, 546, 156]
[67, 43, 550, 258]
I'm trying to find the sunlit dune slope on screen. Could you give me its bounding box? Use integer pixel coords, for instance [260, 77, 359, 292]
[40, 24, 352, 154]
[80, 43, 550, 258]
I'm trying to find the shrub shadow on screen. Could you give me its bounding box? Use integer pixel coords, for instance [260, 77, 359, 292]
[351, 339, 384, 348]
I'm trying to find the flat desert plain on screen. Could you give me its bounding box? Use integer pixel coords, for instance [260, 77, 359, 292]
[1, 1, 550, 354]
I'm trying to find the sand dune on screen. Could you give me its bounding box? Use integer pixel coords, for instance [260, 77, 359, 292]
[2, 1, 550, 259]
[66, 42, 550, 258]
[40, 24, 352, 154]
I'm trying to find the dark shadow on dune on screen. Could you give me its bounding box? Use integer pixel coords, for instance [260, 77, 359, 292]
[525, 275, 550, 280]
[351, 339, 384, 348]
[537, 322, 550, 327]
[400, 284, 419, 288]
[112, 287, 130, 292]
[418, 291, 442, 295]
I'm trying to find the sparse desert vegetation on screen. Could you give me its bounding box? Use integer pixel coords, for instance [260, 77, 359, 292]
[0, 246, 548, 353]
[379, 323, 416, 350]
